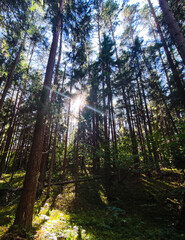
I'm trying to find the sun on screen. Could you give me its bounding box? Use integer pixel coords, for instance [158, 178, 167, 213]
[71, 94, 86, 116]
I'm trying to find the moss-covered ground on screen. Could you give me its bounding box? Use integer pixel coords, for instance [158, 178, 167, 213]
[0, 169, 185, 239]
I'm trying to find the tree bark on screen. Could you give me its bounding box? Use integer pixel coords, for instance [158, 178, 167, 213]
[38, 27, 63, 191]
[13, 0, 65, 230]
[158, 0, 185, 65]
[148, 0, 185, 107]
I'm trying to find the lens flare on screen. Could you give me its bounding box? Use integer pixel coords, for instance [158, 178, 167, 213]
[44, 85, 105, 116]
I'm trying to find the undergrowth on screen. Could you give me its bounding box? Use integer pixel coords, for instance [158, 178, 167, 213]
[0, 169, 185, 239]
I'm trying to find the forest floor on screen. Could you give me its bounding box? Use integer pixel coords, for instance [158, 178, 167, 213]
[0, 168, 185, 239]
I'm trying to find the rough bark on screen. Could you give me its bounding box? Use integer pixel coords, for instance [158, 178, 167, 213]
[148, 0, 185, 107]
[13, 0, 65, 230]
[38, 28, 63, 192]
[158, 0, 185, 65]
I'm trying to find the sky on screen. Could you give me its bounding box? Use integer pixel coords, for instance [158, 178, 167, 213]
[113, 0, 159, 46]
[128, 0, 158, 7]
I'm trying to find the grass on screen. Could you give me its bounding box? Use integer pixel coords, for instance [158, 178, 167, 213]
[0, 168, 185, 239]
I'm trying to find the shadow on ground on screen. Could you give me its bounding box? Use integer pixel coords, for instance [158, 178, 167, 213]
[64, 170, 185, 240]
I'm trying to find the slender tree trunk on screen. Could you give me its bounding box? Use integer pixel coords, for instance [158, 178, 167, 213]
[0, 88, 20, 177]
[10, 127, 25, 181]
[140, 78, 160, 171]
[132, 94, 147, 164]
[3, 45, 35, 174]
[122, 87, 139, 164]
[75, 110, 80, 196]
[61, 100, 71, 180]
[151, 28, 173, 94]
[110, 18, 119, 60]
[107, 73, 118, 158]
[61, 83, 72, 181]
[97, 0, 102, 54]
[13, 0, 65, 230]
[38, 124, 50, 191]
[145, 55, 179, 134]
[84, 39, 99, 174]
[109, 18, 139, 164]
[0, 29, 28, 111]
[47, 123, 58, 197]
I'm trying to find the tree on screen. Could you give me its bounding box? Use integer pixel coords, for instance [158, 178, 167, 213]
[147, 0, 185, 108]
[158, 0, 185, 65]
[13, 0, 65, 230]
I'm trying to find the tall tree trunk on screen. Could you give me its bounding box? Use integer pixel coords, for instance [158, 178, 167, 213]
[84, 39, 99, 174]
[0, 88, 20, 177]
[0, 4, 35, 112]
[158, 0, 185, 65]
[151, 27, 173, 95]
[61, 106, 70, 180]
[61, 84, 72, 181]
[147, 0, 185, 108]
[132, 94, 147, 164]
[75, 110, 80, 196]
[111, 17, 140, 164]
[106, 73, 118, 158]
[47, 123, 58, 197]
[140, 77, 160, 171]
[0, 32, 27, 111]
[109, 14, 139, 164]
[38, 26, 63, 191]
[38, 124, 51, 191]
[13, 0, 65, 230]
[122, 87, 139, 164]
[144, 54, 179, 134]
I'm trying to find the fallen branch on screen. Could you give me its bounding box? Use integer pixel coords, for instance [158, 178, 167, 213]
[44, 176, 103, 187]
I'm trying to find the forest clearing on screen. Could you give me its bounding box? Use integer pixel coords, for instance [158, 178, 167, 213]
[0, 0, 185, 239]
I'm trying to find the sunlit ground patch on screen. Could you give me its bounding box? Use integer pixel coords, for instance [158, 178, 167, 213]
[33, 206, 92, 240]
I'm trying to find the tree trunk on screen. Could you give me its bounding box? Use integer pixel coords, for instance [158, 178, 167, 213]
[132, 94, 148, 164]
[122, 87, 139, 164]
[148, 0, 185, 108]
[109, 14, 139, 164]
[75, 110, 80, 196]
[38, 27, 63, 191]
[38, 124, 51, 191]
[61, 84, 72, 181]
[13, 0, 65, 230]
[0, 35, 26, 111]
[47, 123, 58, 197]
[158, 0, 185, 65]
[0, 88, 20, 177]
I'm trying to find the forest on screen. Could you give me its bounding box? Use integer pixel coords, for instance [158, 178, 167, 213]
[0, 0, 185, 239]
